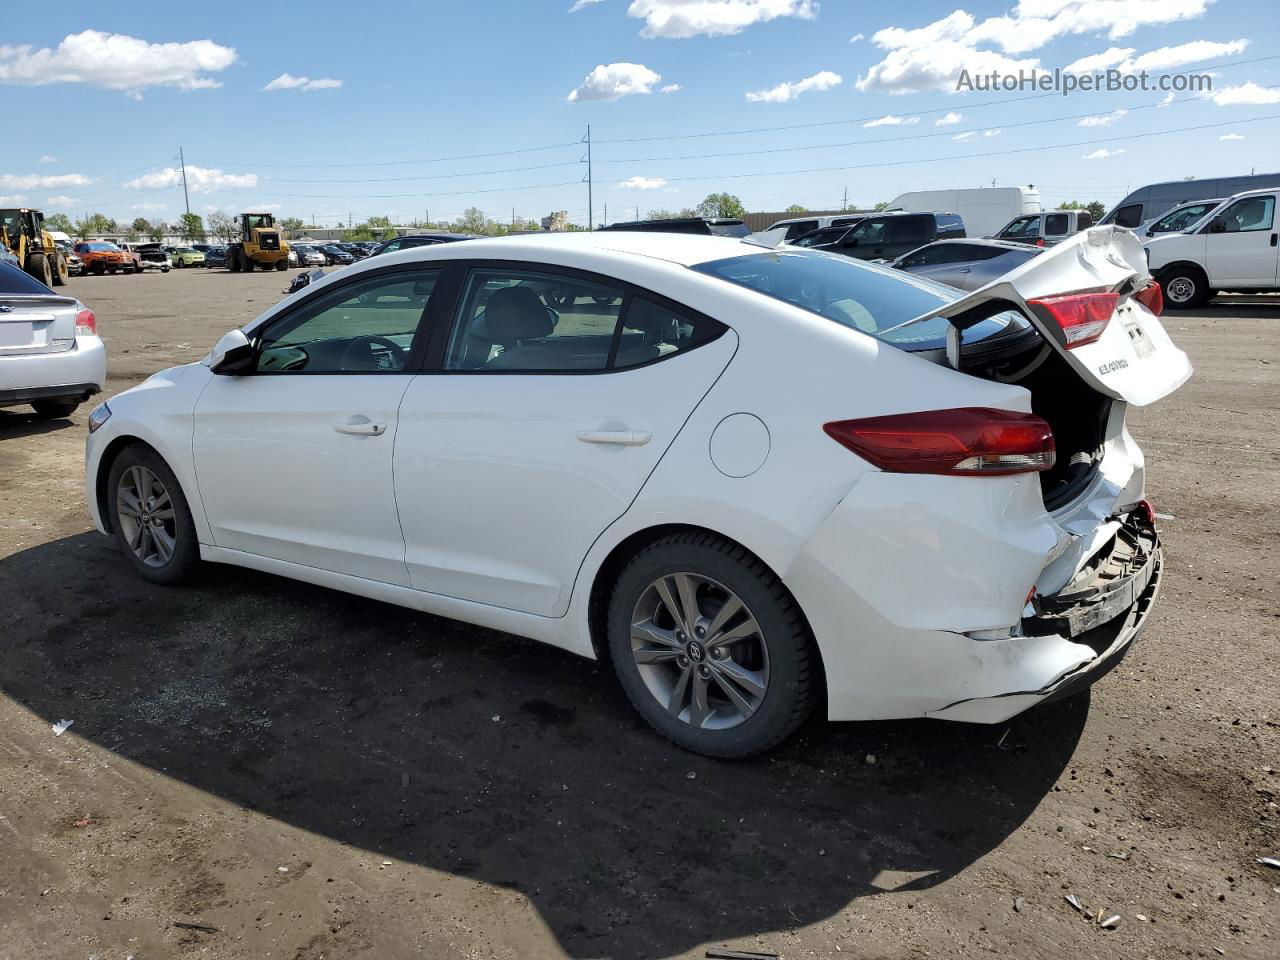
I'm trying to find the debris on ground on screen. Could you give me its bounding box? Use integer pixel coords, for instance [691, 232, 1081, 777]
[1100, 914, 1121, 929]
[173, 921, 219, 933]
[277, 866, 289, 873]
[51, 719, 73, 736]
[1108, 851, 1131, 860]
[686, 771, 696, 780]
[865, 754, 877, 765]
[1013, 896, 1026, 913]
[1257, 857, 1280, 869]
[705, 949, 779, 960]
[72, 818, 92, 828]
[1065, 894, 1083, 912]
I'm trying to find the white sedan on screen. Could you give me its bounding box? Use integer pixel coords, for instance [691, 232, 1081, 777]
[84, 229, 1190, 756]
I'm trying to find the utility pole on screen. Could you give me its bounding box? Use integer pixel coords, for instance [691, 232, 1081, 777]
[603, 201, 608, 226]
[842, 185, 848, 210]
[179, 146, 191, 216]
[582, 125, 594, 231]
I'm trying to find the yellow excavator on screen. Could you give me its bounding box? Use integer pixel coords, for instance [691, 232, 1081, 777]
[226, 212, 291, 272]
[0, 208, 68, 286]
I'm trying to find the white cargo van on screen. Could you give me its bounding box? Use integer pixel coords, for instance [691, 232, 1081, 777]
[1144, 187, 1280, 308]
[886, 186, 1040, 238]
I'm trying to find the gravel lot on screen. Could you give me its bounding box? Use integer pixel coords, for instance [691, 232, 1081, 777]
[1, 267, 1277, 960]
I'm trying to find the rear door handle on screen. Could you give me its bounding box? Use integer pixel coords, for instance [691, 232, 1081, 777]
[1271, 232, 1277, 247]
[334, 419, 386, 436]
[577, 430, 651, 446]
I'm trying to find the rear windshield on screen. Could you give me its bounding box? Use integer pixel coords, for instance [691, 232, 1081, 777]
[0, 260, 53, 294]
[692, 249, 1023, 351]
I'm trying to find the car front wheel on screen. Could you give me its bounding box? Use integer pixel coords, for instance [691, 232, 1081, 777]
[607, 532, 818, 757]
[1160, 267, 1210, 309]
[107, 446, 200, 585]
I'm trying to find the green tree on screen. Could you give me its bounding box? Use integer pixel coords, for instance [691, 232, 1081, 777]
[178, 212, 206, 242]
[45, 213, 73, 233]
[72, 213, 115, 239]
[456, 207, 487, 234]
[280, 216, 304, 236]
[697, 192, 747, 219]
[872, 201, 892, 212]
[207, 210, 239, 245]
[1058, 199, 1108, 222]
[784, 204, 809, 214]
[148, 220, 167, 242]
[124, 224, 140, 243]
[383, 226, 397, 241]
[131, 217, 151, 235]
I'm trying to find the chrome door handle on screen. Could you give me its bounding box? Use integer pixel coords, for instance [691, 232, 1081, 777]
[576, 430, 651, 446]
[334, 420, 386, 436]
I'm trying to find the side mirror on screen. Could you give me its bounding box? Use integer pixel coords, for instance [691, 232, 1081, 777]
[209, 329, 254, 375]
[1208, 217, 1227, 234]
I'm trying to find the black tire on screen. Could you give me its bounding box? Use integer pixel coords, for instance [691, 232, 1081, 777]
[92, 262, 105, 276]
[26, 252, 52, 287]
[106, 445, 200, 586]
[228, 248, 241, 272]
[31, 398, 79, 419]
[275, 259, 288, 271]
[1159, 266, 1211, 310]
[607, 532, 818, 757]
[242, 251, 255, 272]
[50, 252, 68, 286]
[107, 267, 117, 275]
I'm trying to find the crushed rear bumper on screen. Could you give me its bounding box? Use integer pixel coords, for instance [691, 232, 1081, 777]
[927, 517, 1161, 723]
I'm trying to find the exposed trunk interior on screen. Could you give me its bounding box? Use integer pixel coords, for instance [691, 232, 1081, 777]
[961, 340, 1112, 510]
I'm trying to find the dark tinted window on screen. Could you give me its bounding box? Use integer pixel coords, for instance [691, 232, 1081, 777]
[783, 220, 818, 240]
[831, 216, 863, 227]
[693, 249, 1026, 352]
[1044, 213, 1069, 235]
[846, 219, 888, 244]
[890, 216, 933, 245]
[613, 297, 726, 369]
[0, 260, 53, 294]
[792, 227, 848, 247]
[1077, 211, 1093, 228]
[1114, 204, 1144, 228]
[1000, 216, 1041, 238]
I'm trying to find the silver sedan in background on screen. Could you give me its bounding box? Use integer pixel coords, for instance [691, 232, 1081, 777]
[889, 238, 1042, 291]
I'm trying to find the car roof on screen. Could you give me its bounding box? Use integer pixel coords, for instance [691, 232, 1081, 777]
[1221, 187, 1278, 201]
[924, 237, 1032, 251]
[424, 230, 762, 267]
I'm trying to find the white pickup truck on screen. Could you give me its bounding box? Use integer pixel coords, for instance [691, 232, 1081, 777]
[1144, 187, 1279, 309]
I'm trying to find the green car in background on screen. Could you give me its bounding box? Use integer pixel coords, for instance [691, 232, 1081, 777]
[171, 247, 206, 268]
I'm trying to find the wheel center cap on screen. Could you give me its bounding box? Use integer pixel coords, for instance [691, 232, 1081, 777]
[686, 640, 706, 663]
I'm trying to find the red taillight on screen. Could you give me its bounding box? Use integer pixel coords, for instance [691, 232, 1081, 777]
[1134, 280, 1163, 317]
[823, 407, 1056, 477]
[74, 308, 96, 336]
[1034, 237, 1045, 248]
[1027, 292, 1117, 349]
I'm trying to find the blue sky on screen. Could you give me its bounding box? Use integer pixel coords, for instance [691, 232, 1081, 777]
[2, 0, 1277, 228]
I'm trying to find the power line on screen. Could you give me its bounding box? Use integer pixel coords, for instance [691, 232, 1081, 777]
[258, 159, 581, 185]
[204, 141, 581, 169]
[215, 178, 586, 200]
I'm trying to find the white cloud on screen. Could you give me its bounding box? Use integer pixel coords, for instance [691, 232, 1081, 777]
[568, 62, 661, 101]
[0, 30, 235, 93]
[1218, 133, 1245, 141]
[123, 165, 257, 193]
[1210, 81, 1280, 106]
[857, 1, 1214, 94]
[1078, 107, 1127, 127]
[39, 154, 57, 164]
[569, 0, 604, 9]
[850, 32, 865, 43]
[746, 70, 841, 103]
[264, 73, 342, 92]
[935, 111, 963, 126]
[952, 131, 976, 142]
[660, 83, 682, 93]
[1129, 38, 1247, 71]
[1083, 147, 1126, 159]
[983, 128, 1002, 137]
[1158, 91, 1176, 107]
[617, 176, 668, 189]
[0, 172, 90, 190]
[45, 195, 75, 207]
[863, 114, 920, 127]
[1063, 46, 1134, 73]
[628, 0, 817, 38]
[132, 202, 168, 212]
[0, 194, 27, 204]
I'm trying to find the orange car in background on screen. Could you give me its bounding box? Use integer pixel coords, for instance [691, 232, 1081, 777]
[72, 241, 140, 275]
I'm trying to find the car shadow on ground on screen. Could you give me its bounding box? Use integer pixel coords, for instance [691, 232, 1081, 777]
[0, 532, 1086, 959]
[0, 409, 76, 439]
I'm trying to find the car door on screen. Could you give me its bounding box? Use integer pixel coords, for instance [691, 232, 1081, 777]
[192, 265, 445, 585]
[839, 218, 890, 259]
[883, 215, 935, 260]
[1204, 193, 1279, 286]
[393, 263, 736, 617]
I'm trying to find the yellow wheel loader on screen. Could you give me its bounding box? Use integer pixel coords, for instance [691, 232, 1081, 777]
[225, 212, 291, 272]
[0, 208, 68, 286]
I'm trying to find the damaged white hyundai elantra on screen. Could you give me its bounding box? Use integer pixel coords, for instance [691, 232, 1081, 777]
[85, 227, 1189, 756]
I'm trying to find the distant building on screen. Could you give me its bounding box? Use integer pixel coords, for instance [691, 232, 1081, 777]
[541, 211, 568, 232]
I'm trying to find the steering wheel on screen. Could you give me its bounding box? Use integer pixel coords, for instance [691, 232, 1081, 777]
[340, 335, 408, 371]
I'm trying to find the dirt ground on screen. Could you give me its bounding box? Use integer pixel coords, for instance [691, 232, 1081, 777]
[0, 266, 1276, 960]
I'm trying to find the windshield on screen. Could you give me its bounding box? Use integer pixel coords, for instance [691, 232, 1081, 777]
[692, 248, 1025, 351]
[1150, 201, 1218, 233]
[85, 242, 120, 252]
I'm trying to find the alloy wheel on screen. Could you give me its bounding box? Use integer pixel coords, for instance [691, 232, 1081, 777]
[630, 572, 770, 730]
[115, 465, 178, 568]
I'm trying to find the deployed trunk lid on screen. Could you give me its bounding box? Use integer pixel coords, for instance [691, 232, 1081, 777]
[906, 226, 1192, 406]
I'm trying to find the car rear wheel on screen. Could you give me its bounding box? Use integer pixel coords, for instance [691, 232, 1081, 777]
[107, 446, 200, 585]
[1160, 266, 1210, 309]
[32, 398, 79, 419]
[607, 532, 817, 757]
[26, 252, 52, 286]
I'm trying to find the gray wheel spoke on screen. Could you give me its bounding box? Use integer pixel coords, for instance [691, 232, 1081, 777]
[708, 614, 761, 649]
[126, 521, 144, 550]
[704, 594, 743, 640]
[633, 645, 681, 665]
[672, 573, 702, 634]
[688, 672, 712, 728]
[151, 526, 175, 564]
[709, 667, 758, 719]
[117, 489, 142, 518]
[138, 525, 154, 560]
[151, 507, 175, 521]
[712, 658, 767, 698]
[654, 577, 688, 633]
[631, 620, 679, 648]
[666, 664, 693, 716]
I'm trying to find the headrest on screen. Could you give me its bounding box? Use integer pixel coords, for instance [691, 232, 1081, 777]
[484, 286, 553, 341]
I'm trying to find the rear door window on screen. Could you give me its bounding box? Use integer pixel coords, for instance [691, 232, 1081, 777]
[783, 220, 818, 240]
[889, 216, 933, 246]
[1044, 213, 1070, 236]
[1113, 204, 1144, 228]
